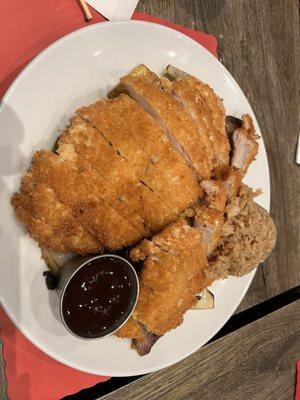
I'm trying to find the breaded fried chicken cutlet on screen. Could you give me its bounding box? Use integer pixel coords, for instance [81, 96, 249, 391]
[12, 64, 276, 355]
[115, 218, 210, 354]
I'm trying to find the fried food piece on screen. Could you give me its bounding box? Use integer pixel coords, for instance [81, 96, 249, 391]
[100, 94, 202, 202]
[213, 166, 243, 200]
[12, 151, 146, 253]
[126, 219, 208, 336]
[191, 180, 226, 256]
[105, 94, 170, 162]
[231, 114, 259, 175]
[60, 119, 177, 233]
[77, 97, 201, 214]
[12, 183, 101, 254]
[58, 116, 149, 235]
[192, 181, 227, 257]
[164, 68, 229, 169]
[194, 205, 224, 256]
[201, 180, 227, 212]
[120, 65, 213, 180]
[77, 100, 149, 177]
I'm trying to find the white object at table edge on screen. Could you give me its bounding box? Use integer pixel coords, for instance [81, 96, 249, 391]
[86, 0, 139, 21]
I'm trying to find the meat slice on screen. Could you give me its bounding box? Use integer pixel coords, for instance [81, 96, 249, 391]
[213, 166, 243, 200]
[119, 65, 213, 180]
[191, 179, 227, 256]
[93, 95, 202, 204]
[12, 183, 101, 254]
[231, 114, 259, 175]
[77, 100, 149, 176]
[72, 107, 177, 231]
[121, 219, 208, 341]
[13, 151, 147, 252]
[108, 94, 171, 162]
[193, 206, 224, 256]
[201, 180, 227, 212]
[58, 116, 149, 236]
[102, 95, 201, 203]
[77, 98, 201, 215]
[138, 184, 178, 234]
[164, 65, 229, 169]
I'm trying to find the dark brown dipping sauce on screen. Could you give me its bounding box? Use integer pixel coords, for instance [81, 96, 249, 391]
[62, 256, 138, 339]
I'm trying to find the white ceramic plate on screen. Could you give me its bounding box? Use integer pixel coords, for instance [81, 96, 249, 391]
[0, 21, 270, 376]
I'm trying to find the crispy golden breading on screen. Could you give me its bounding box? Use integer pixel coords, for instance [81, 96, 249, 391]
[168, 76, 229, 168]
[114, 317, 146, 341]
[105, 94, 171, 161]
[143, 153, 203, 213]
[15, 92, 204, 253]
[58, 116, 149, 235]
[99, 94, 202, 206]
[12, 183, 101, 254]
[162, 80, 214, 169]
[77, 98, 201, 214]
[13, 151, 146, 252]
[138, 184, 178, 234]
[120, 66, 212, 180]
[124, 219, 208, 336]
[60, 118, 178, 233]
[77, 100, 149, 177]
[73, 199, 144, 250]
[132, 284, 185, 336]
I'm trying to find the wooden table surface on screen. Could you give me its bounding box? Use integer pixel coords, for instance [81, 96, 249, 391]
[1, 1, 299, 399]
[102, 300, 300, 400]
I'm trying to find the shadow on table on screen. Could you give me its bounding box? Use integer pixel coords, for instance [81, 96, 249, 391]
[62, 376, 143, 400]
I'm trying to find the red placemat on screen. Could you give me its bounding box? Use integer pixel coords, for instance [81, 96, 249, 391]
[296, 361, 300, 400]
[0, 2, 217, 399]
[0, 3, 217, 101]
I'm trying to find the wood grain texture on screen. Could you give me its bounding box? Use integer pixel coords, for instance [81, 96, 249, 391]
[102, 300, 300, 400]
[137, 0, 300, 312]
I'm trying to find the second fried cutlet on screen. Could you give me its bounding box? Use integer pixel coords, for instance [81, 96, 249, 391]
[118, 219, 208, 338]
